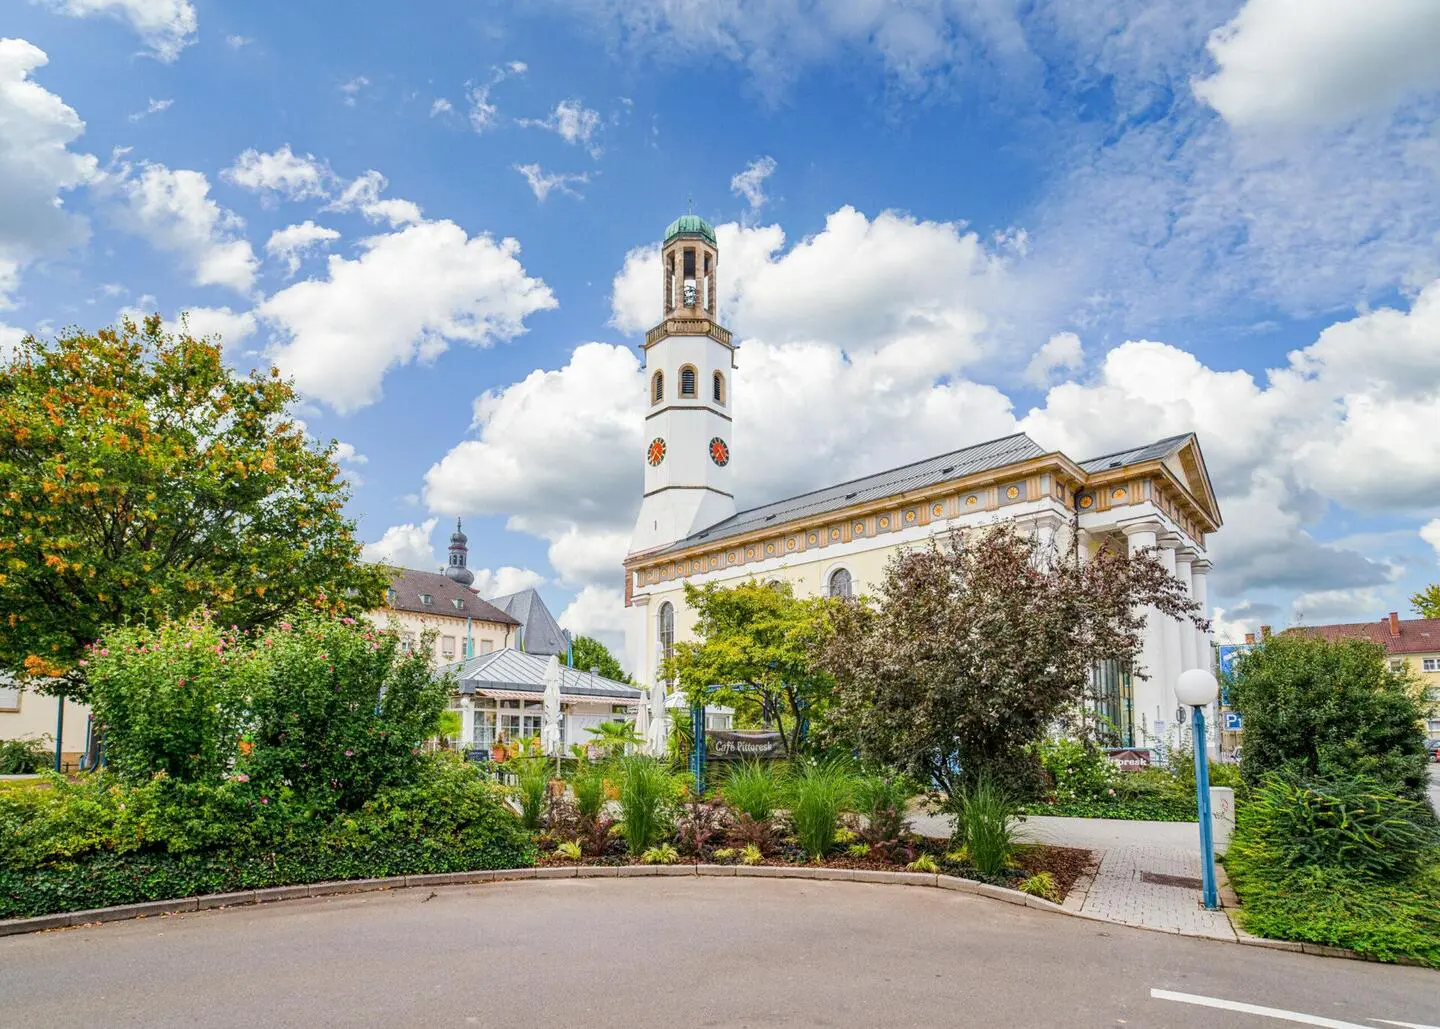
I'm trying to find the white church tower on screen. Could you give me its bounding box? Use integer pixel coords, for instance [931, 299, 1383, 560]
[628, 214, 737, 555]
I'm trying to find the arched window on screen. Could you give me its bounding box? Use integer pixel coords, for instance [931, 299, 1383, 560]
[827, 568, 853, 599]
[652, 371, 664, 404]
[658, 602, 675, 663]
[713, 371, 725, 405]
[679, 366, 697, 397]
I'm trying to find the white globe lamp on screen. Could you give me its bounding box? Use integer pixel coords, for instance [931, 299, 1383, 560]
[1175, 668, 1219, 707]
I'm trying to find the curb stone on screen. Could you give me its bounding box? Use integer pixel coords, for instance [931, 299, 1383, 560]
[0, 865, 1423, 967]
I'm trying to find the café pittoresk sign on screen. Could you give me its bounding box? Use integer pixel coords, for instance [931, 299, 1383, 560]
[707, 730, 786, 760]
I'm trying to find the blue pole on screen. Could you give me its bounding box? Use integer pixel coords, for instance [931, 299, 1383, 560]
[1192, 704, 1218, 910]
[690, 701, 706, 794]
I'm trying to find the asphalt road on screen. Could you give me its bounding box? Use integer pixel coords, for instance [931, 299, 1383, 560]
[1, 879, 1434, 1028]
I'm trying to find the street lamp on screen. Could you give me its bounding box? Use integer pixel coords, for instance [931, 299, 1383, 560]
[1175, 667, 1220, 910]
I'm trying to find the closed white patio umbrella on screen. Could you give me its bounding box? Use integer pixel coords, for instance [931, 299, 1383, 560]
[646, 680, 669, 756]
[541, 655, 563, 758]
[633, 685, 651, 751]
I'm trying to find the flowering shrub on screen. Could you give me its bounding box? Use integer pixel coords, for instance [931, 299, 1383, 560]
[1036, 738, 1115, 805]
[86, 611, 449, 811]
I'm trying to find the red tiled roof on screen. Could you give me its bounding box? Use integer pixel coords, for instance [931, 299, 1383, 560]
[1286, 616, 1440, 656]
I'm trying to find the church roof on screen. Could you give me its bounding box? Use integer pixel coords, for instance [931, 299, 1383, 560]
[664, 214, 716, 246]
[384, 568, 518, 625]
[444, 649, 641, 701]
[1077, 434, 1191, 473]
[657, 432, 1048, 555]
[487, 587, 569, 656]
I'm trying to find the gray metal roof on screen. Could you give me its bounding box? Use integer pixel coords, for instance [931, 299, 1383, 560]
[656, 432, 1048, 555]
[487, 587, 569, 657]
[1077, 434, 1191, 474]
[444, 648, 641, 701]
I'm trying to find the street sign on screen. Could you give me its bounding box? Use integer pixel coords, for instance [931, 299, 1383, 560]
[1222, 711, 1244, 732]
[1217, 644, 1252, 679]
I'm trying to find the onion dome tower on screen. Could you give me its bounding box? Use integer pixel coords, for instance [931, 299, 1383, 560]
[444, 518, 475, 586]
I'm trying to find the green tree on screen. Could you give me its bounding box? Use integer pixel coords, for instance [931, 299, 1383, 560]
[0, 317, 388, 698]
[585, 719, 644, 757]
[1229, 634, 1430, 799]
[568, 633, 632, 683]
[818, 524, 1203, 798]
[666, 580, 837, 756]
[1411, 584, 1440, 619]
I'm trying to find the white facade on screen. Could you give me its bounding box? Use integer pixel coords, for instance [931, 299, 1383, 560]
[622, 217, 1220, 750]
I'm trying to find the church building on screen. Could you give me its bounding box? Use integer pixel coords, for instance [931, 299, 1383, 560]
[622, 214, 1223, 748]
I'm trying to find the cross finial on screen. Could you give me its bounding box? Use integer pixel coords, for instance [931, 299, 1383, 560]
[687, 194, 694, 214]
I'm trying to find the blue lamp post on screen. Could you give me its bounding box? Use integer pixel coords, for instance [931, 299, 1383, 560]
[1176, 667, 1220, 910]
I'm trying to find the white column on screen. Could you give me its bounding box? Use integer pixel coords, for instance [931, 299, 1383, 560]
[1156, 534, 1184, 726]
[1174, 547, 1198, 673]
[1192, 558, 1212, 672]
[460, 697, 474, 748]
[1123, 521, 1169, 741]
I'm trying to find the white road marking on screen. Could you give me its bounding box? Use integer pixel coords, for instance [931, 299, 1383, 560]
[1371, 1021, 1440, 1029]
[1150, 989, 1376, 1028]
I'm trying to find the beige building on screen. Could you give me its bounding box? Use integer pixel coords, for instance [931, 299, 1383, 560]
[370, 523, 520, 663]
[1289, 613, 1440, 737]
[0, 674, 89, 768]
[623, 214, 1222, 748]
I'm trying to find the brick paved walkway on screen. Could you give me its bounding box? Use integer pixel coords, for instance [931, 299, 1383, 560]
[911, 809, 1235, 940]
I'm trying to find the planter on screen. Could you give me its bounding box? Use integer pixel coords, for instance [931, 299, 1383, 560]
[491, 746, 506, 763]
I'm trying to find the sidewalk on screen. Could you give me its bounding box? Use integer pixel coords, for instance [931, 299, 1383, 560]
[911, 809, 1235, 940]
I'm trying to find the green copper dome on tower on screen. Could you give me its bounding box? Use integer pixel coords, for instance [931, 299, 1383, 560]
[664, 214, 716, 246]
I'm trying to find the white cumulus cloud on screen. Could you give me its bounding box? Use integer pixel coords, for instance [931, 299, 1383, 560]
[1193, 0, 1440, 128]
[265, 221, 341, 276]
[730, 156, 776, 214]
[518, 99, 602, 155]
[258, 218, 556, 412]
[1022, 331, 1084, 387]
[363, 518, 438, 570]
[223, 145, 335, 201]
[514, 163, 589, 202]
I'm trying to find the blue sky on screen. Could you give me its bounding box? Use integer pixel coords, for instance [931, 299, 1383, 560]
[5, 0, 1440, 656]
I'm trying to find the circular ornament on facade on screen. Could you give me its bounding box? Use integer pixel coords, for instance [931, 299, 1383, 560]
[647, 438, 667, 466]
[831, 528, 841, 540]
[966, 496, 978, 507]
[1112, 487, 1127, 500]
[1079, 495, 1094, 509]
[854, 522, 865, 535]
[808, 532, 818, 543]
[879, 516, 889, 528]
[787, 539, 796, 551]
[932, 503, 944, 517]
[1006, 486, 1020, 500]
[710, 557, 718, 567]
[905, 510, 916, 523]
[709, 437, 730, 466]
[728, 551, 737, 562]
[766, 543, 775, 555]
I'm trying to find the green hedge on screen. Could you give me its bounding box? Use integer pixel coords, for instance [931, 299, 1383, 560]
[1019, 797, 1196, 821]
[0, 754, 536, 920]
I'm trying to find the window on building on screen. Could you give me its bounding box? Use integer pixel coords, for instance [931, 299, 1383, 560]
[500, 699, 543, 739]
[452, 598, 465, 610]
[1391, 659, 1406, 672]
[827, 568, 853, 599]
[1423, 658, 1439, 672]
[658, 602, 675, 663]
[652, 371, 664, 404]
[419, 593, 433, 606]
[480, 640, 494, 654]
[440, 635, 456, 658]
[612, 705, 630, 716]
[385, 588, 397, 607]
[713, 371, 725, 405]
[679, 366, 697, 397]
[473, 698, 497, 748]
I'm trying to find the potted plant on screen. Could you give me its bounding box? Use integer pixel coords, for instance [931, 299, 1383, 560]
[491, 734, 507, 763]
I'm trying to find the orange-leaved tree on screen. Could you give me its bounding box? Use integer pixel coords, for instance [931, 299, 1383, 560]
[0, 315, 389, 700]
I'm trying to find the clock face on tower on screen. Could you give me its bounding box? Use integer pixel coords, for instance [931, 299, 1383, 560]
[709, 437, 730, 467]
[647, 438, 667, 466]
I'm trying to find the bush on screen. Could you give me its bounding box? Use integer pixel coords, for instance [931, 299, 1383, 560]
[1020, 872, 1058, 902]
[87, 611, 450, 811]
[570, 763, 609, 822]
[0, 737, 49, 775]
[616, 757, 676, 856]
[957, 774, 1025, 877]
[1229, 635, 1430, 798]
[1228, 774, 1439, 879]
[1036, 738, 1114, 805]
[852, 771, 918, 856]
[513, 756, 550, 831]
[0, 754, 534, 919]
[787, 761, 854, 860]
[722, 761, 784, 823]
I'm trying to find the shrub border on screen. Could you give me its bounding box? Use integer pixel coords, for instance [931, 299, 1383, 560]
[0, 864, 1426, 966]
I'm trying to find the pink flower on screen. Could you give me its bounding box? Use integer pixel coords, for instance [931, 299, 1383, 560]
[78, 659, 87, 667]
[260, 797, 269, 805]
[342, 617, 355, 625]
[235, 773, 250, 783]
[98, 648, 109, 656]
[279, 622, 292, 631]
[178, 677, 187, 686]
[344, 749, 354, 757]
